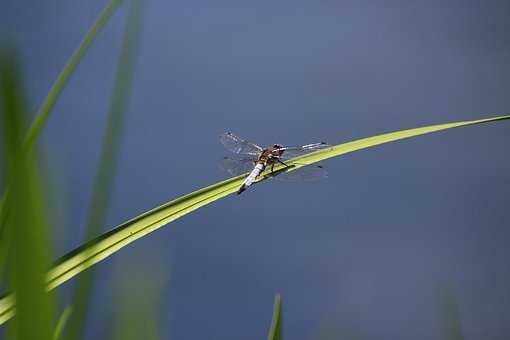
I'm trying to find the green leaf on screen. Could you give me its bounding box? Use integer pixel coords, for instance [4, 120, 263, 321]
[0, 1, 124, 329]
[24, 0, 123, 153]
[1, 51, 54, 340]
[0, 0, 123, 248]
[267, 294, 283, 340]
[0, 114, 508, 324]
[68, 0, 143, 338]
[53, 306, 73, 340]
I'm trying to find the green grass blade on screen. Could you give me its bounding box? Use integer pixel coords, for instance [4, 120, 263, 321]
[0, 295, 15, 325]
[0, 0, 124, 253]
[280, 115, 510, 171]
[0, 114, 508, 325]
[267, 294, 283, 340]
[53, 306, 73, 340]
[1, 51, 54, 340]
[69, 0, 143, 338]
[23, 0, 123, 152]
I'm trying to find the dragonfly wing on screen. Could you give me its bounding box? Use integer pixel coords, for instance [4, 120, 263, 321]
[218, 156, 256, 176]
[271, 164, 328, 182]
[280, 142, 330, 160]
[220, 132, 263, 156]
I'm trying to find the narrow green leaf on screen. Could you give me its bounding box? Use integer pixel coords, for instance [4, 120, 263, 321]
[0, 114, 508, 324]
[267, 294, 283, 340]
[69, 0, 143, 338]
[24, 0, 123, 152]
[1, 51, 54, 340]
[53, 306, 73, 340]
[0, 0, 124, 251]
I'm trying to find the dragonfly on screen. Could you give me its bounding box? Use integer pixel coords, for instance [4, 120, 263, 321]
[219, 132, 330, 194]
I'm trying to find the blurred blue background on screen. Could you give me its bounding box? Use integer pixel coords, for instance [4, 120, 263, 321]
[2, 0, 510, 339]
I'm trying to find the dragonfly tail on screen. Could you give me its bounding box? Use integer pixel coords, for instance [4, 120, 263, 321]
[237, 184, 246, 195]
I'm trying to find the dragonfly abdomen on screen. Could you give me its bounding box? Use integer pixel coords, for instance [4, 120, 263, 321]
[237, 163, 265, 194]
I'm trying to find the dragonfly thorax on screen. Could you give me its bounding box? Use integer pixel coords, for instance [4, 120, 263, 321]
[258, 145, 284, 165]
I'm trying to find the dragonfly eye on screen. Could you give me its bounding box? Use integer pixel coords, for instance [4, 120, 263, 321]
[273, 144, 282, 149]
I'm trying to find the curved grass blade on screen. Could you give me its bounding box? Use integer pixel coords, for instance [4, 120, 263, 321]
[0, 0, 124, 247]
[267, 294, 283, 340]
[0, 114, 508, 324]
[24, 0, 123, 152]
[53, 306, 73, 340]
[276, 114, 510, 173]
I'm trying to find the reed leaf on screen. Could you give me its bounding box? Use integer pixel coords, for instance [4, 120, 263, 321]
[53, 307, 73, 340]
[0, 114, 508, 325]
[68, 0, 143, 338]
[267, 294, 283, 340]
[1, 51, 54, 340]
[0, 0, 123, 246]
[24, 0, 123, 152]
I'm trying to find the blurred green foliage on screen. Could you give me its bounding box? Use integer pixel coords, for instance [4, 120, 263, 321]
[69, 0, 143, 338]
[0, 0, 123, 264]
[267, 294, 283, 340]
[53, 307, 73, 340]
[0, 51, 54, 340]
[23, 0, 123, 154]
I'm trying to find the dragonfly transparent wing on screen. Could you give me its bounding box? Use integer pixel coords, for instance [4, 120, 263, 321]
[271, 164, 328, 182]
[220, 132, 263, 156]
[218, 156, 256, 176]
[280, 142, 330, 160]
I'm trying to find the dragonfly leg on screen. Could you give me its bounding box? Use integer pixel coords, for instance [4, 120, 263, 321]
[277, 158, 290, 168]
[270, 164, 274, 173]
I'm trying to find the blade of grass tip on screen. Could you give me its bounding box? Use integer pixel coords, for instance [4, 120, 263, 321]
[0, 51, 54, 340]
[267, 294, 283, 340]
[0, 0, 124, 254]
[53, 306, 73, 340]
[23, 0, 123, 153]
[436, 283, 464, 340]
[0, 114, 508, 325]
[68, 0, 143, 339]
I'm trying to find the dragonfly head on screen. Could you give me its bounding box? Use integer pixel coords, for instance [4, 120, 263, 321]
[271, 144, 284, 156]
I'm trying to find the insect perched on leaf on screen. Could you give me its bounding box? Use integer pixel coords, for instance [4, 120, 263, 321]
[219, 132, 329, 194]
